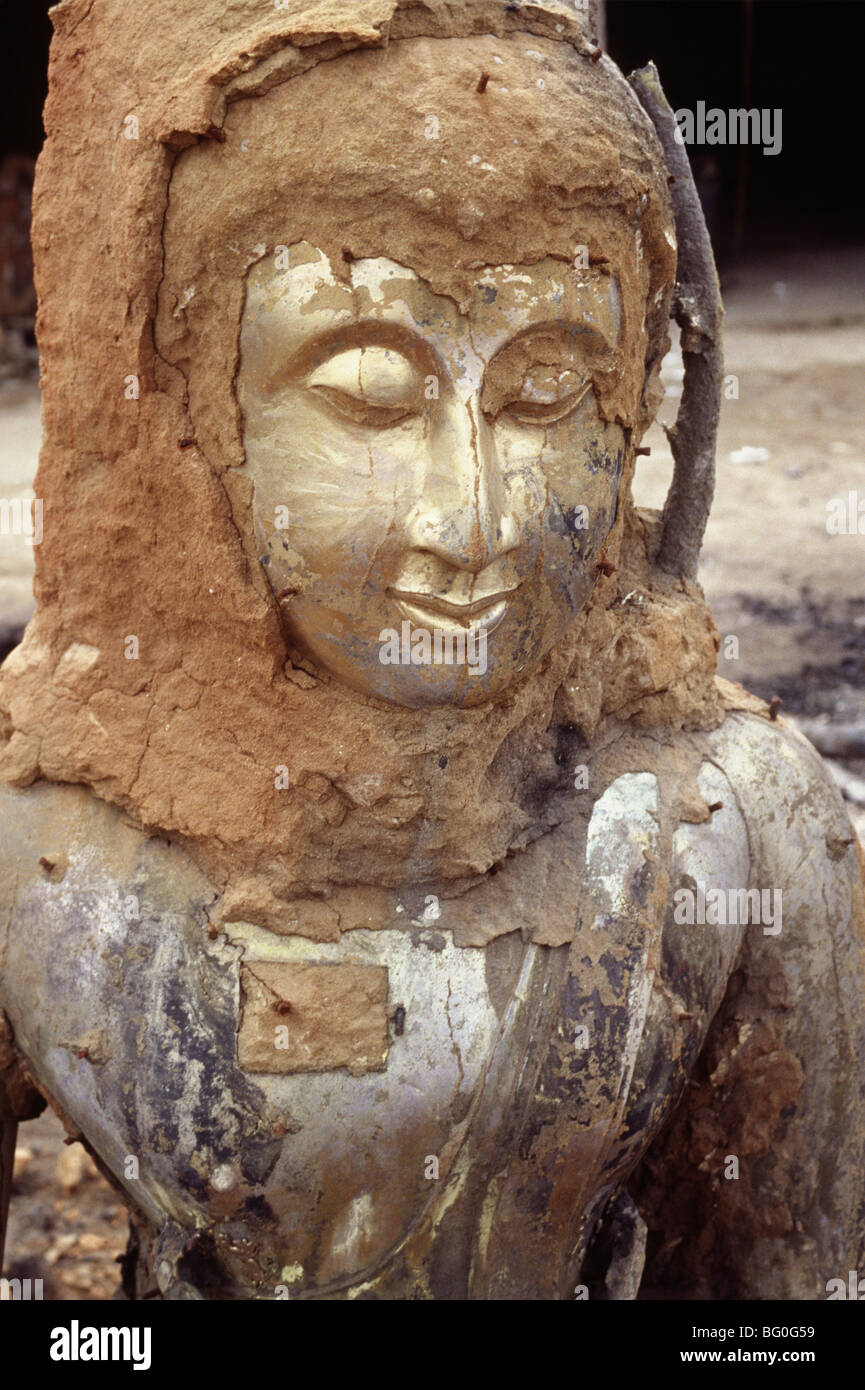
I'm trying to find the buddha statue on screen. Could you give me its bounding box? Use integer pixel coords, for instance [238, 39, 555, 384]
[0, 0, 863, 1301]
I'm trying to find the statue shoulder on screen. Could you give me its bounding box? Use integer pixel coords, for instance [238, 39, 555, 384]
[703, 709, 863, 884]
[693, 706, 865, 975]
[0, 778, 215, 929]
[0, 779, 141, 888]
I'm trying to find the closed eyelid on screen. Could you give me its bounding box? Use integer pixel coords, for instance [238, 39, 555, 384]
[479, 321, 611, 423]
[262, 320, 443, 397]
[307, 346, 422, 405]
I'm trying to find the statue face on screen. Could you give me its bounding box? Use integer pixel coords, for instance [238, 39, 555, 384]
[239, 243, 628, 707]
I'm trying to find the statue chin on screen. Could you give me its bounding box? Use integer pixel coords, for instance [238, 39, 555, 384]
[279, 608, 549, 709]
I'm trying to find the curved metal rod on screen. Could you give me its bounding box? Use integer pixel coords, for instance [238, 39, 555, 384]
[628, 62, 724, 580]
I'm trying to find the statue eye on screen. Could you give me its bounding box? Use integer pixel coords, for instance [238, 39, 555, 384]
[306, 347, 422, 426]
[502, 367, 591, 425]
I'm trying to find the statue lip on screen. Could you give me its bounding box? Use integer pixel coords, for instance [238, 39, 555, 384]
[388, 586, 517, 625]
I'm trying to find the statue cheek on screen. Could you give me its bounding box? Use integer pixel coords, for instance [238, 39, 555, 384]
[539, 432, 623, 550]
[250, 430, 418, 583]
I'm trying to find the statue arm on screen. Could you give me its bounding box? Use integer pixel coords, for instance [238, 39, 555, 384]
[634, 713, 865, 1299]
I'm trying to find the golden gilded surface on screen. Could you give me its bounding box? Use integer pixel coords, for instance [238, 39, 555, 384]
[239, 243, 630, 706]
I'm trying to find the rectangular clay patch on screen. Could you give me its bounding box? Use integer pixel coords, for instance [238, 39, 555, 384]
[238, 961, 389, 1075]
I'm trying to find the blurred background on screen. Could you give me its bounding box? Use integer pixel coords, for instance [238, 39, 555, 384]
[1, 0, 863, 1297]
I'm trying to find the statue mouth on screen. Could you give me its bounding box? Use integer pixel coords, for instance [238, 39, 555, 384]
[388, 586, 517, 634]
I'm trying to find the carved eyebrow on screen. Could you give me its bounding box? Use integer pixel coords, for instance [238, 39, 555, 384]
[264, 319, 442, 395]
[493, 316, 618, 358]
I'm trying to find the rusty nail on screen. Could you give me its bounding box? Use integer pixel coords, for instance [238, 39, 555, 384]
[476, 71, 490, 93]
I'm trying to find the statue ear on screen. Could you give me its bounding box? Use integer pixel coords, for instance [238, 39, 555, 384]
[629, 63, 724, 581]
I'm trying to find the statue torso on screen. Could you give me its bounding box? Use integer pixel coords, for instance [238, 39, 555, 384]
[0, 726, 750, 1298]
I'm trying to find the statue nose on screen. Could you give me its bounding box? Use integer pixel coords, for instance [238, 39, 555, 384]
[405, 397, 518, 572]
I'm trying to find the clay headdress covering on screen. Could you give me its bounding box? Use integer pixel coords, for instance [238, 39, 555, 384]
[0, 0, 723, 926]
